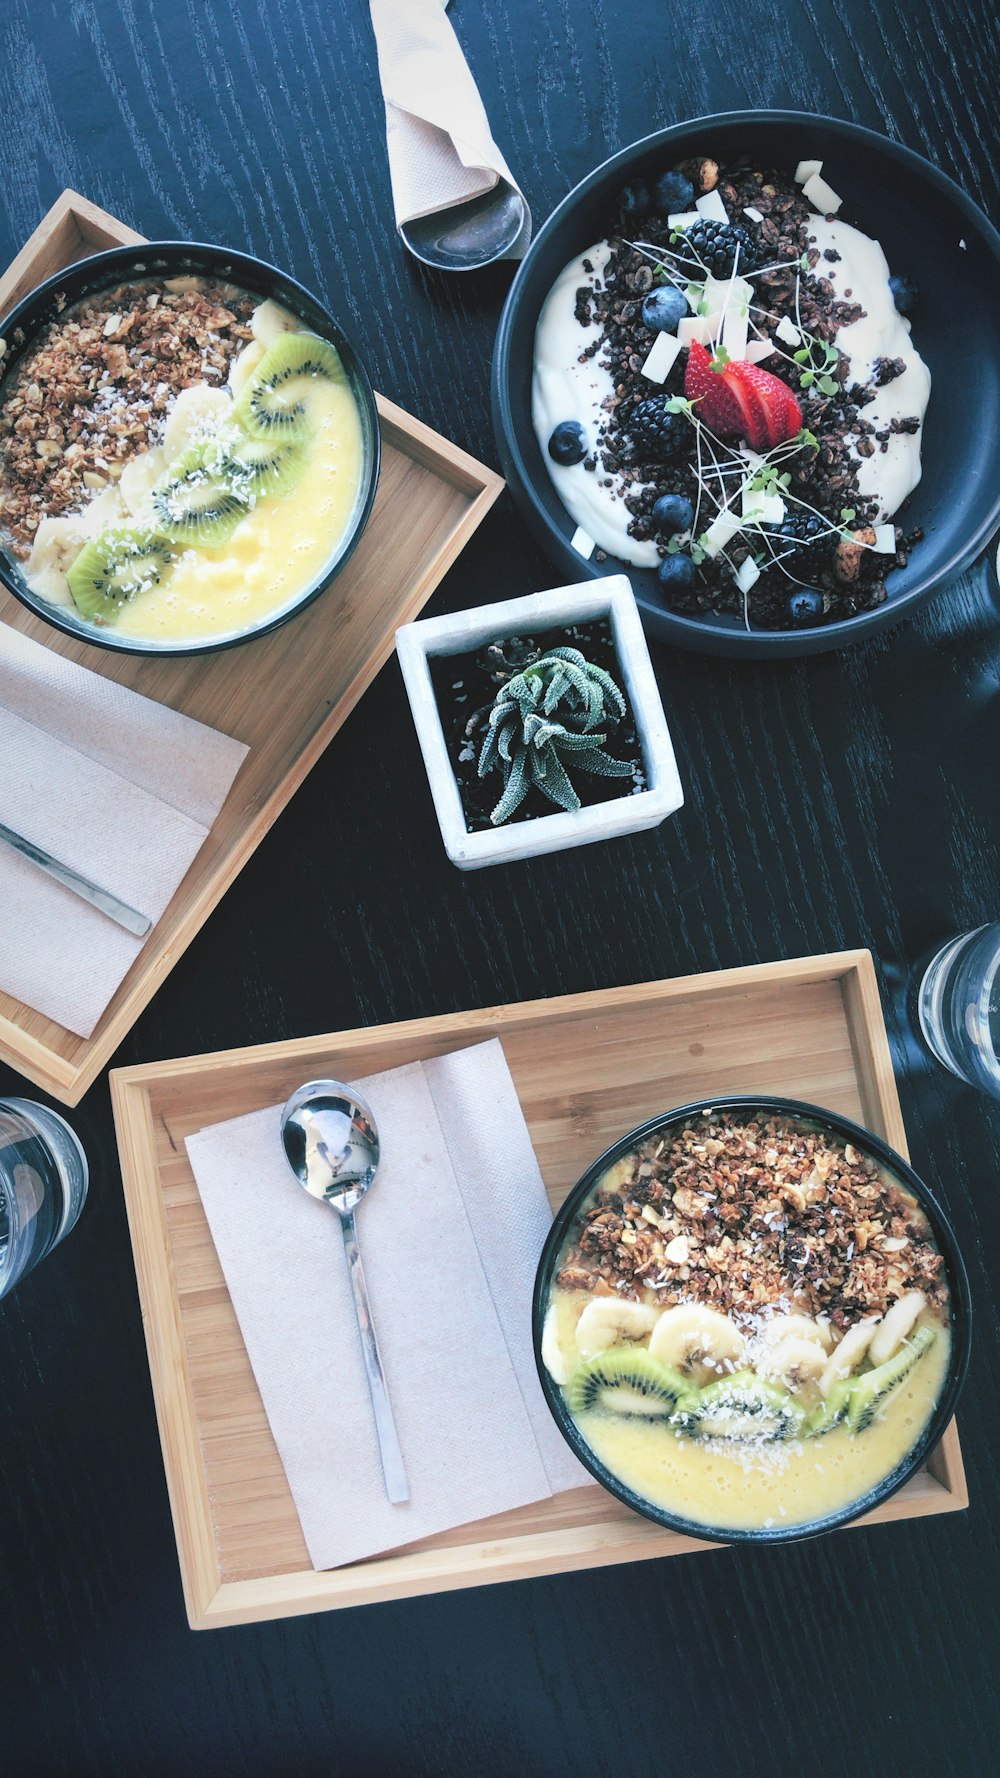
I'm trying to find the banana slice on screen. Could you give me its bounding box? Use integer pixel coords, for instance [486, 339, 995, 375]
[79, 485, 127, 535]
[541, 1303, 571, 1385]
[119, 446, 168, 516]
[251, 298, 301, 348]
[868, 1291, 927, 1367]
[228, 339, 268, 396]
[758, 1312, 832, 1352]
[27, 514, 89, 576]
[758, 1335, 827, 1387]
[162, 383, 233, 460]
[819, 1316, 881, 1396]
[575, 1296, 659, 1359]
[25, 563, 73, 608]
[649, 1303, 744, 1382]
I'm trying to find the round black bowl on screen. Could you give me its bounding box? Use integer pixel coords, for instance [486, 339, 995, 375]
[532, 1094, 972, 1545]
[0, 242, 380, 656]
[493, 110, 1000, 658]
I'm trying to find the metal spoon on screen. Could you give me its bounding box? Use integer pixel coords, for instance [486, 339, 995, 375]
[280, 1080, 409, 1504]
[401, 182, 526, 271]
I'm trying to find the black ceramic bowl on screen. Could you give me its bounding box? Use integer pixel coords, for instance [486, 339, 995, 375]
[494, 111, 1000, 658]
[0, 243, 380, 655]
[532, 1094, 971, 1545]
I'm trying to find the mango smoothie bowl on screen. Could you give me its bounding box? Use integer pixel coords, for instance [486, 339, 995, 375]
[0, 243, 379, 655]
[533, 1096, 970, 1544]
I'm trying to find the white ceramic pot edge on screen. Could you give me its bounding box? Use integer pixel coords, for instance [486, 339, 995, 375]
[396, 576, 684, 869]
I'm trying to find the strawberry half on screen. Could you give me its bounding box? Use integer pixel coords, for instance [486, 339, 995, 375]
[683, 339, 743, 435]
[725, 361, 803, 449]
[684, 339, 803, 449]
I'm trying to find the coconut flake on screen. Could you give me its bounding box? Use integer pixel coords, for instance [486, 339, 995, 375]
[571, 525, 595, 558]
[668, 211, 700, 231]
[735, 556, 761, 593]
[775, 315, 801, 347]
[641, 330, 683, 383]
[702, 509, 743, 556]
[722, 306, 749, 360]
[873, 524, 897, 554]
[802, 172, 843, 215]
[695, 189, 729, 224]
[744, 340, 774, 364]
[677, 315, 719, 347]
[795, 158, 823, 184]
[743, 205, 765, 224]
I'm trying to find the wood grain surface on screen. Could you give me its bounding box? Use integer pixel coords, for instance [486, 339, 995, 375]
[1, 1, 999, 1775]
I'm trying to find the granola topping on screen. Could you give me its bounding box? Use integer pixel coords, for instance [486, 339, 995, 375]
[556, 1110, 948, 1330]
[0, 279, 254, 559]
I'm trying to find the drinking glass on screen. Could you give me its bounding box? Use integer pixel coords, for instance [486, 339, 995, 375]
[916, 925, 1000, 1099]
[0, 1098, 89, 1302]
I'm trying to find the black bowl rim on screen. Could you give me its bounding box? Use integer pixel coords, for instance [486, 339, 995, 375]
[0, 240, 381, 657]
[493, 107, 1000, 653]
[532, 1092, 972, 1546]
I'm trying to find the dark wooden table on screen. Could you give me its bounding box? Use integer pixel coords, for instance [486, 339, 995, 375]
[2, 2, 999, 1773]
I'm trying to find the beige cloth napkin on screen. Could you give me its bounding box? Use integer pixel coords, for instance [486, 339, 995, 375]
[185, 1038, 586, 1573]
[0, 624, 248, 1037]
[369, 0, 531, 258]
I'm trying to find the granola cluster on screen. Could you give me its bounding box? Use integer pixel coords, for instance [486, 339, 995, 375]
[0, 278, 255, 559]
[556, 1111, 948, 1331]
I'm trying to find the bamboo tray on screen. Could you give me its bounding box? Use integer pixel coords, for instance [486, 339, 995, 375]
[0, 192, 504, 1104]
[110, 949, 967, 1630]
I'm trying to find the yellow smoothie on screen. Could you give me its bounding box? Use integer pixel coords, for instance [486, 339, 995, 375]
[114, 377, 363, 644]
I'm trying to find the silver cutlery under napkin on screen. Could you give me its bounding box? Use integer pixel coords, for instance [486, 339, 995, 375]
[0, 820, 152, 938]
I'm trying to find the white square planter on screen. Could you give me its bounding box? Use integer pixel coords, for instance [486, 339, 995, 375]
[395, 576, 684, 869]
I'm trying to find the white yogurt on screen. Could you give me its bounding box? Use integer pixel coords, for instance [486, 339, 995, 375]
[806, 216, 930, 520]
[532, 241, 660, 568]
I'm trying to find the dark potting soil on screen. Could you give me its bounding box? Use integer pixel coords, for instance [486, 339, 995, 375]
[429, 619, 646, 833]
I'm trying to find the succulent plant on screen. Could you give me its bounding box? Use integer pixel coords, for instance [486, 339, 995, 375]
[477, 645, 633, 825]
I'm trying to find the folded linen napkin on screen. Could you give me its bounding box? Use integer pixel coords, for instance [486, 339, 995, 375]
[0, 624, 248, 1037]
[369, 0, 531, 259]
[185, 1038, 587, 1572]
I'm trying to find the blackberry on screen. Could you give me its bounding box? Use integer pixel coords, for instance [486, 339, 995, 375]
[765, 510, 833, 565]
[627, 398, 687, 462]
[681, 218, 757, 278]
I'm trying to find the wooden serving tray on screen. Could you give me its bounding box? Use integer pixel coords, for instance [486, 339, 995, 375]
[0, 193, 504, 1104]
[110, 950, 967, 1630]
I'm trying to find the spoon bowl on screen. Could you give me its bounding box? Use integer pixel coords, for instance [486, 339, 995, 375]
[401, 183, 526, 271]
[281, 1080, 379, 1213]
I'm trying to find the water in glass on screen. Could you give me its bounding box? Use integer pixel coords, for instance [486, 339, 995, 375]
[0, 1098, 89, 1301]
[917, 924, 1000, 1099]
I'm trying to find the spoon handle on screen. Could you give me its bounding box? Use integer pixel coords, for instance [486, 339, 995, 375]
[339, 1209, 410, 1504]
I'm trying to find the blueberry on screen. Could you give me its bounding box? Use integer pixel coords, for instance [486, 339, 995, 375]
[641, 286, 688, 334]
[619, 181, 650, 220]
[657, 554, 696, 590]
[787, 588, 825, 625]
[652, 493, 694, 534]
[548, 421, 587, 466]
[888, 274, 918, 314]
[654, 170, 695, 215]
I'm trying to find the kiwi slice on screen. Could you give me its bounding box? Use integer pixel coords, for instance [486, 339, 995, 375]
[151, 443, 250, 547]
[803, 1380, 852, 1439]
[218, 431, 305, 498]
[845, 1325, 936, 1434]
[231, 331, 346, 438]
[565, 1347, 690, 1419]
[684, 1373, 805, 1442]
[67, 527, 175, 623]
